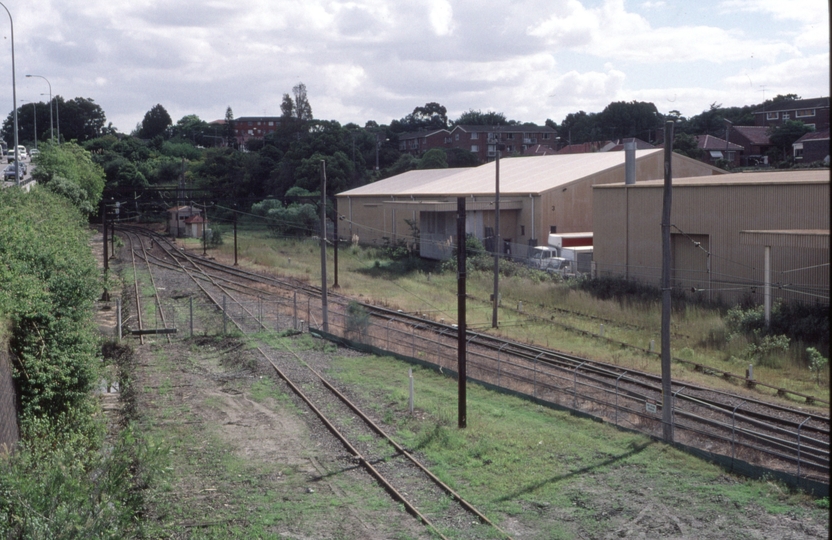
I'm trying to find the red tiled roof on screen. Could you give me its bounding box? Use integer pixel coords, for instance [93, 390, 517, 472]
[732, 126, 771, 145]
[696, 135, 743, 151]
[795, 129, 830, 143]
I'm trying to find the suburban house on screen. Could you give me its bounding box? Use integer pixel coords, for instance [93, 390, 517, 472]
[336, 150, 724, 260]
[556, 138, 654, 154]
[793, 129, 830, 164]
[398, 124, 558, 162]
[728, 125, 773, 166]
[210, 116, 283, 146]
[695, 134, 744, 168]
[167, 206, 202, 237]
[753, 97, 830, 132]
[592, 170, 829, 306]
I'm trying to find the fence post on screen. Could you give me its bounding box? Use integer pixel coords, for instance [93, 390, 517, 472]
[293, 291, 298, 330]
[117, 298, 122, 340]
[223, 295, 227, 335]
[573, 362, 587, 409]
[615, 371, 627, 426]
[189, 297, 194, 338]
[671, 387, 686, 434]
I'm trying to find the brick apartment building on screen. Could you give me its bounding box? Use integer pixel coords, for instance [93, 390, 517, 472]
[753, 97, 829, 132]
[398, 124, 558, 162]
[210, 116, 283, 146]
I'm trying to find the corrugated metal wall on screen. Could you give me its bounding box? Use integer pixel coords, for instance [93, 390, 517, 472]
[593, 179, 830, 305]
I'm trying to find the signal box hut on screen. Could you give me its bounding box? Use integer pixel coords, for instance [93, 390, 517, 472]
[167, 205, 202, 237]
[592, 170, 830, 306]
[336, 150, 723, 260]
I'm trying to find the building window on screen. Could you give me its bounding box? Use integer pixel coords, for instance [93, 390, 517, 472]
[247, 121, 252, 126]
[520, 225, 525, 236]
[248, 130, 254, 135]
[268, 121, 274, 126]
[782, 113, 790, 120]
[470, 145, 479, 152]
[766, 112, 778, 120]
[804, 123, 816, 129]
[543, 133, 550, 139]
[455, 134, 460, 141]
[796, 109, 815, 118]
[550, 225, 557, 234]
[471, 132, 478, 139]
[506, 146, 513, 153]
[726, 151, 735, 161]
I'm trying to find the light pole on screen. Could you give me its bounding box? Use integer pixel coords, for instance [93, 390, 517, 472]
[22, 100, 36, 149]
[27, 74, 53, 143]
[1, 1, 20, 186]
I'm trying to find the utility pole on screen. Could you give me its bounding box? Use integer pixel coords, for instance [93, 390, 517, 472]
[660, 120, 675, 443]
[320, 160, 329, 333]
[491, 144, 501, 328]
[457, 196, 467, 429]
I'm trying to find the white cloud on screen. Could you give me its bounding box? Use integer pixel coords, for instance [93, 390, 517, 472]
[427, 0, 455, 37]
[718, 0, 828, 25]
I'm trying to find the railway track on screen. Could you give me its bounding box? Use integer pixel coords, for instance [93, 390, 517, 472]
[116, 225, 830, 485]
[119, 226, 514, 539]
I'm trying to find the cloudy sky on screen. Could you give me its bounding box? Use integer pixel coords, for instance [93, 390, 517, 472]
[1, 0, 828, 133]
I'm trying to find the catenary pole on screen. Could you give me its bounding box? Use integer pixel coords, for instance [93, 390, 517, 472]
[491, 146, 500, 328]
[320, 160, 329, 333]
[661, 120, 675, 443]
[457, 196, 467, 428]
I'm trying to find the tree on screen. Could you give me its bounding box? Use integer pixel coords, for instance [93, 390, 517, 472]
[31, 142, 106, 215]
[596, 101, 661, 141]
[139, 104, 172, 139]
[768, 120, 813, 163]
[452, 109, 510, 126]
[391, 102, 448, 132]
[172, 114, 210, 145]
[672, 132, 703, 160]
[292, 83, 313, 121]
[58, 97, 107, 142]
[280, 94, 294, 118]
[418, 148, 448, 169]
[223, 107, 236, 148]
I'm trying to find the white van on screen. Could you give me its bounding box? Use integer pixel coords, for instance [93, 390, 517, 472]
[16, 146, 28, 159]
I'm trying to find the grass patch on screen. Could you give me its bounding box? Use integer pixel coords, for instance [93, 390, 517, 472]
[327, 352, 827, 534]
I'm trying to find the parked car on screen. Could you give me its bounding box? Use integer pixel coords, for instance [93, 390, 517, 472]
[28, 148, 40, 159]
[3, 162, 27, 180]
[17, 145, 28, 158]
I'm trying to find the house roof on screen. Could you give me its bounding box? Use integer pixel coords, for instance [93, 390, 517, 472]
[595, 169, 829, 189]
[696, 135, 743, 151]
[184, 215, 206, 224]
[753, 97, 829, 114]
[604, 138, 656, 152]
[556, 141, 611, 154]
[731, 126, 771, 145]
[339, 149, 681, 198]
[397, 129, 449, 140]
[795, 129, 830, 143]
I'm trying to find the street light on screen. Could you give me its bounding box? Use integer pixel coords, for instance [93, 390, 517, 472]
[22, 99, 36, 150]
[1, 1, 20, 186]
[26, 74, 53, 143]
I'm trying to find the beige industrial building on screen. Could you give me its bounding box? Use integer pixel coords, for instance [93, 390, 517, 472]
[592, 170, 830, 305]
[336, 150, 723, 260]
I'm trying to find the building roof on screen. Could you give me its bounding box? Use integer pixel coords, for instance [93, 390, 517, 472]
[339, 149, 671, 197]
[795, 129, 830, 143]
[696, 134, 743, 151]
[604, 138, 656, 152]
[184, 215, 206, 224]
[731, 125, 771, 145]
[753, 97, 829, 114]
[166, 205, 200, 214]
[595, 169, 829, 189]
[397, 129, 449, 141]
[556, 141, 610, 154]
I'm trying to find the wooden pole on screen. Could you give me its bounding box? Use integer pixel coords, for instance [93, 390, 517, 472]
[492, 147, 500, 328]
[661, 120, 675, 443]
[320, 160, 329, 333]
[457, 196, 467, 429]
